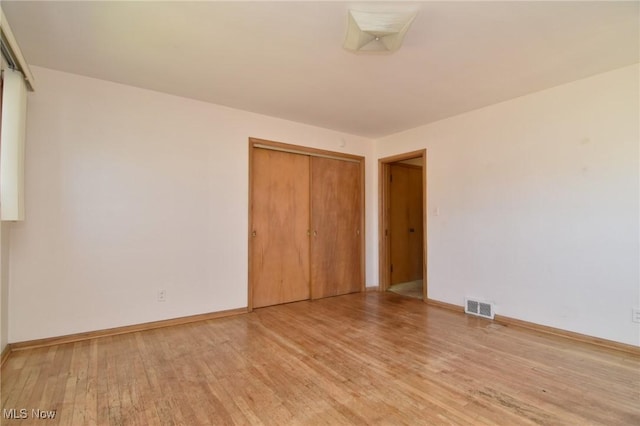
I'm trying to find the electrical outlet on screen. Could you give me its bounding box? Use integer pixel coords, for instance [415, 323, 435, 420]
[633, 308, 640, 323]
[157, 289, 166, 302]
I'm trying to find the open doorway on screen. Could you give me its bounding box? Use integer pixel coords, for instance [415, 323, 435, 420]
[379, 150, 426, 300]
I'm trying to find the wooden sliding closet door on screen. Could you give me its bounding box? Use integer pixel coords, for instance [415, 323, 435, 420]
[310, 157, 362, 299]
[251, 149, 310, 308]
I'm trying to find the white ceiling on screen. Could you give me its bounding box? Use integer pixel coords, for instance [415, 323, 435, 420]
[3, 1, 639, 138]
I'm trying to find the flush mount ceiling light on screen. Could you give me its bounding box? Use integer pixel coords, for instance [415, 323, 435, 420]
[343, 9, 417, 53]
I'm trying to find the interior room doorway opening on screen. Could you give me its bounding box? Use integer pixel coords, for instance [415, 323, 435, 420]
[379, 150, 426, 300]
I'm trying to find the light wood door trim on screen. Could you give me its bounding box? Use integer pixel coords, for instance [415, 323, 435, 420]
[248, 138, 365, 311]
[250, 138, 364, 162]
[378, 150, 427, 299]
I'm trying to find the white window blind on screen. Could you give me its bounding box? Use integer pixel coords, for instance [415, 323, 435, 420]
[0, 68, 27, 221]
[1, 6, 34, 221]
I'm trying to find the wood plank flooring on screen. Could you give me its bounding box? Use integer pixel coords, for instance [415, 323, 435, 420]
[2, 292, 639, 425]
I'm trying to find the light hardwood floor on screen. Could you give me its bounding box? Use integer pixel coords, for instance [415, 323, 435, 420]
[2, 292, 639, 425]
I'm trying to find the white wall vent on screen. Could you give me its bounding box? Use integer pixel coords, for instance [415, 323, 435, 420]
[465, 298, 494, 319]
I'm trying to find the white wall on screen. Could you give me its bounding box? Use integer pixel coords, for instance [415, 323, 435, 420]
[8, 66, 374, 342]
[377, 64, 640, 346]
[0, 224, 7, 353]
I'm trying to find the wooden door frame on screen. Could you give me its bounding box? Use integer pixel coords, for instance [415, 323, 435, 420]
[248, 137, 366, 312]
[378, 150, 427, 300]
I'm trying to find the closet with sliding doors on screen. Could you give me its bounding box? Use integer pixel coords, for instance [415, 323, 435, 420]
[249, 138, 365, 309]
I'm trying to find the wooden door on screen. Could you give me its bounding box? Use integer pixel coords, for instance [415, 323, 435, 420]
[251, 149, 310, 308]
[389, 163, 423, 284]
[310, 157, 362, 298]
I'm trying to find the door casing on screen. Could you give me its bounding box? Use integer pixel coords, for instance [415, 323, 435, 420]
[378, 150, 427, 299]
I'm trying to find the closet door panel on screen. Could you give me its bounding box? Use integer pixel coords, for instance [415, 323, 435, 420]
[310, 157, 362, 299]
[251, 149, 310, 308]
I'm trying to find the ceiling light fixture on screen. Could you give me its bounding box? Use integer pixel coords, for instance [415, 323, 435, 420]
[343, 9, 417, 53]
